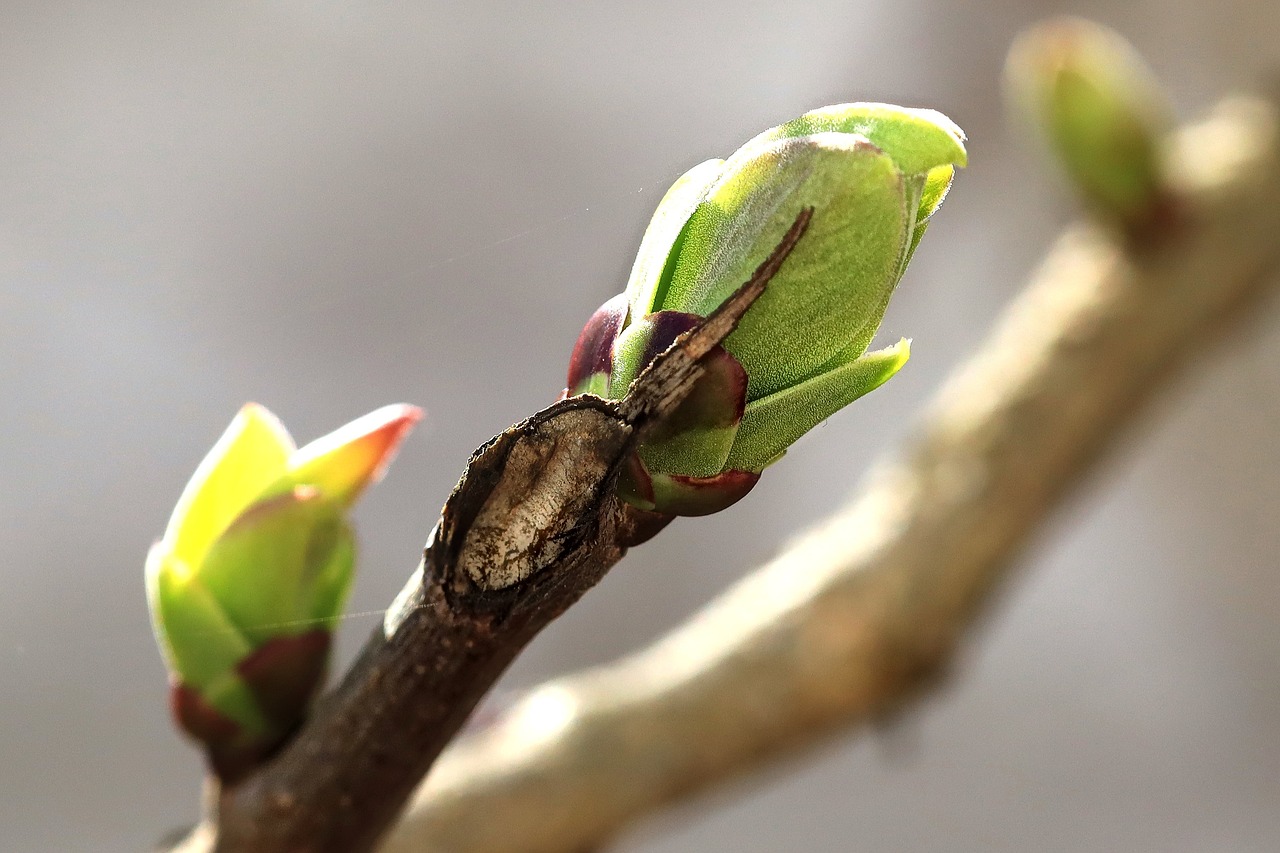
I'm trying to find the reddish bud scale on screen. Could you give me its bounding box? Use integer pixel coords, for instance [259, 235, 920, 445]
[236, 630, 332, 730]
[171, 683, 273, 783]
[169, 629, 332, 783]
[611, 312, 761, 518]
[566, 293, 627, 394]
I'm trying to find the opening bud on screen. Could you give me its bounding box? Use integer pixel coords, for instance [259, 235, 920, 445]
[565, 103, 965, 518]
[145, 403, 420, 779]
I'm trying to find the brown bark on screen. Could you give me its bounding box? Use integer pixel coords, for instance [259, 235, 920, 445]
[177, 211, 814, 853]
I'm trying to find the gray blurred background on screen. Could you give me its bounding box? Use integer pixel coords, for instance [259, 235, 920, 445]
[2, 1, 1278, 850]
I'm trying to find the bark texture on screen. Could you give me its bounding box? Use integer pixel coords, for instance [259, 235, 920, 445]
[174, 212, 814, 853]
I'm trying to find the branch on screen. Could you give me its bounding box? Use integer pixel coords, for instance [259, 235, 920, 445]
[186, 210, 814, 853]
[377, 95, 1280, 853]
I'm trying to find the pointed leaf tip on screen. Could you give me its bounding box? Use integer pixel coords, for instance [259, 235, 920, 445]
[164, 403, 295, 568]
[285, 404, 423, 506]
[725, 338, 910, 472]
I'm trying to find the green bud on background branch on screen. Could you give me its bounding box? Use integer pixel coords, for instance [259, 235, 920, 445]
[1006, 17, 1177, 236]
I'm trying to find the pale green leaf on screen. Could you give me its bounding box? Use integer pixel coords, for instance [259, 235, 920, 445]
[302, 524, 356, 629]
[725, 338, 910, 471]
[903, 163, 956, 267]
[198, 489, 346, 646]
[639, 421, 740, 479]
[609, 318, 653, 399]
[624, 158, 724, 317]
[663, 134, 910, 400]
[165, 404, 293, 570]
[150, 546, 254, 689]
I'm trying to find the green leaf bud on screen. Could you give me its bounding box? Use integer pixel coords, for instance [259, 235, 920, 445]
[565, 103, 965, 518]
[1006, 17, 1176, 233]
[145, 403, 419, 779]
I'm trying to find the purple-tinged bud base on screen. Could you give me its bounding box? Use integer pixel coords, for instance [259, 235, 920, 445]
[171, 682, 275, 784]
[566, 293, 628, 396]
[237, 630, 331, 731]
[619, 452, 760, 517]
[169, 629, 332, 784]
[616, 503, 677, 547]
[615, 311, 749, 481]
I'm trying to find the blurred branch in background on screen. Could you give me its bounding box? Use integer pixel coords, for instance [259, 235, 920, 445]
[380, 92, 1280, 853]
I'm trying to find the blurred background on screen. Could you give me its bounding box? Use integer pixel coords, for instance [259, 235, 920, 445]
[2, 1, 1278, 850]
